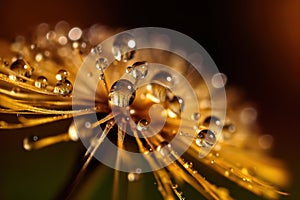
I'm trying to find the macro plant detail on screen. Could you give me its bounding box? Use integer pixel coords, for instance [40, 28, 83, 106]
[0, 22, 289, 200]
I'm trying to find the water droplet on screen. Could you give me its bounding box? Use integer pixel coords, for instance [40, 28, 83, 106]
[203, 116, 221, 127]
[172, 184, 178, 189]
[128, 172, 140, 182]
[151, 71, 173, 88]
[34, 76, 48, 88]
[195, 129, 216, 147]
[166, 95, 184, 118]
[211, 73, 227, 88]
[108, 79, 135, 107]
[137, 119, 149, 131]
[23, 135, 39, 151]
[156, 141, 173, 157]
[98, 72, 105, 80]
[126, 61, 148, 80]
[55, 69, 68, 81]
[95, 57, 108, 71]
[11, 87, 20, 94]
[224, 170, 230, 177]
[91, 44, 102, 55]
[53, 79, 73, 95]
[183, 162, 193, 169]
[112, 33, 136, 62]
[192, 112, 200, 121]
[9, 59, 33, 81]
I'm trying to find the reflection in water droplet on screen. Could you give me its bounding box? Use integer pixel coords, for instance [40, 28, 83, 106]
[112, 33, 136, 62]
[95, 57, 108, 71]
[126, 61, 148, 80]
[137, 119, 149, 131]
[108, 79, 135, 107]
[156, 141, 173, 157]
[34, 76, 48, 88]
[9, 59, 33, 81]
[55, 69, 68, 81]
[195, 129, 216, 147]
[53, 79, 73, 95]
[91, 44, 102, 55]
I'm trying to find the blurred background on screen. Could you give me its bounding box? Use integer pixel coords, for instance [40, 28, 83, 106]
[0, 0, 299, 199]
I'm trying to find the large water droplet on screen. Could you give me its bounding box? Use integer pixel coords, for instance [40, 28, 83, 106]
[195, 129, 216, 147]
[108, 79, 135, 107]
[156, 141, 173, 157]
[9, 59, 33, 81]
[34, 76, 48, 88]
[112, 33, 136, 62]
[53, 79, 73, 95]
[137, 119, 149, 131]
[151, 71, 174, 88]
[95, 57, 108, 71]
[55, 69, 68, 81]
[91, 44, 102, 55]
[126, 61, 148, 80]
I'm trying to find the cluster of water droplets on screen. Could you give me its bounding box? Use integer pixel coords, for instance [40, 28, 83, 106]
[53, 69, 73, 95]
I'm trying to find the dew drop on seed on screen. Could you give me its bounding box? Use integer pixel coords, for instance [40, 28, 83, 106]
[128, 172, 140, 182]
[203, 116, 221, 127]
[95, 57, 108, 71]
[10, 59, 33, 81]
[53, 79, 73, 95]
[195, 129, 216, 147]
[126, 61, 148, 80]
[108, 79, 135, 107]
[34, 76, 48, 88]
[91, 44, 102, 55]
[55, 69, 68, 81]
[137, 119, 149, 131]
[156, 141, 173, 157]
[112, 33, 136, 62]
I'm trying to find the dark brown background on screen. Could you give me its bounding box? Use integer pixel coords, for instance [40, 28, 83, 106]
[0, 0, 299, 199]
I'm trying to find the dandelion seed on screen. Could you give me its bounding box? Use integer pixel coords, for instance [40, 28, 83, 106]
[0, 23, 289, 200]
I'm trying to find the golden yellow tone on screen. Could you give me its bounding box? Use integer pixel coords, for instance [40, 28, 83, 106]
[0, 22, 289, 200]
